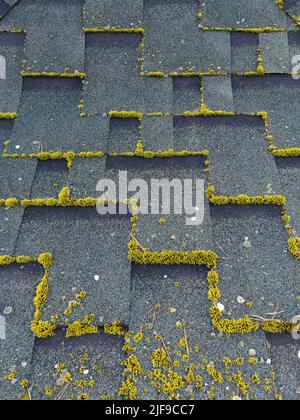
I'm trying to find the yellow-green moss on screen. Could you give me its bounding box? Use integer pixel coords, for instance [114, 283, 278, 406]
[20, 187, 98, 208]
[129, 247, 218, 269]
[288, 238, 300, 259]
[272, 148, 300, 157]
[108, 111, 143, 120]
[183, 109, 236, 118]
[104, 321, 125, 336]
[257, 50, 265, 76]
[66, 317, 99, 338]
[0, 113, 18, 120]
[200, 27, 286, 33]
[0, 29, 26, 33]
[276, 0, 284, 10]
[37, 253, 53, 270]
[4, 198, 19, 208]
[21, 71, 86, 79]
[145, 72, 165, 78]
[3, 150, 106, 169]
[84, 27, 144, 34]
[0, 256, 16, 265]
[31, 320, 56, 339]
[206, 187, 286, 206]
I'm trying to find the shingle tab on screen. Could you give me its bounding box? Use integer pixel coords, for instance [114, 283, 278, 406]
[144, 0, 231, 73]
[0, 0, 85, 72]
[84, 0, 144, 28]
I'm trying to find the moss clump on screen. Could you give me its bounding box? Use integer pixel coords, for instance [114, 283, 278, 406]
[119, 377, 138, 400]
[3, 151, 105, 169]
[129, 246, 217, 269]
[272, 148, 300, 157]
[33, 272, 49, 320]
[183, 109, 236, 118]
[257, 50, 265, 76]
[151, 348, 171, 368]
[0, 113, 18, 120]
[261, 321, 294, 333]
[276, 0, 284, 10]
[208, 288, 221, 301]
[0, 256, 15, 265]
[146, 72, 165, 78]
[134, 141, 209, 159]
[211, 307, 258, 335]
[31, 320, 56, 339]
[37, 253, 53, 270]
[21, 71, 86, 79]
[66, 316, 99, 338]
[104, 321, 125, 336]
[84, 27, 144, 34]
[206, 186, 286, 206]
[200, 27, 285, 33]
[207, 271, 219, 288]
[288, 238, 300, 259]
[20, 188, 99, 209]
[15, 256, 33, 264]
[4, 198, 19, 208]
[108, 111, 143, 120]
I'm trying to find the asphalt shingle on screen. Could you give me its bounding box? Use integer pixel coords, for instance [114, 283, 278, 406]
[144, 0, 231, 73]
[84, 0, 144, 29]
[201, 0, 291, 29]
[7, 78, 108, 154]
[0, 32, 24, 113]
[0, 0, 85, 73]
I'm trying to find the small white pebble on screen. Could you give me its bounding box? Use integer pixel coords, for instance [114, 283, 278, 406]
[21, 362, 27, 368]
[83, 369, 89, 375]
[94, 275, 99, 281]
[237, 296, 245, 305]
[249, 349, 257, 357]
[266, 359, 272, 365]
[243, 238, 252, 249]
[4, 306, 13, 315]
[217, 303, 225, 312]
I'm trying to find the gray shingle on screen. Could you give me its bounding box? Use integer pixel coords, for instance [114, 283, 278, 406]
[0, 32, 25, 113]
[29, 330, 124, 400]
[233, 75, 300, 149]
[15, 208, 132, 325]
[7, 78, 109, 153]
[144, 0, 231, 73]
[201, 0, 290, 28]
[0, 0, 85, 73]
[266, 333, 300, 400]
[84, 0, 144, 28]
[84, 33, 173, 114]
[211, 205, 299, 323]
[260, 32, 291, 73]
[231, 32, 259, 74]
[202, 76, 235, 111]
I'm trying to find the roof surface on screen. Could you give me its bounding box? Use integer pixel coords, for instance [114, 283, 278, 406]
[0, 0, 299, 400]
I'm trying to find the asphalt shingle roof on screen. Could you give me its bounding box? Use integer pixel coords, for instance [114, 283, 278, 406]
[0, 0, 299, 400]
